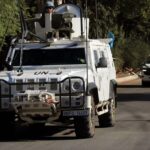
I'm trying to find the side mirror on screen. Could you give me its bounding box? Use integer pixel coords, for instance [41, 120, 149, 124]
[97, 57, 107, 68]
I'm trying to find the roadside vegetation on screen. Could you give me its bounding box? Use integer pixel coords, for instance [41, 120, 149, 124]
[0, 0, 150, 71]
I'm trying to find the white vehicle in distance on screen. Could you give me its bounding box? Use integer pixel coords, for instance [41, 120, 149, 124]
[141, 55, 150, 86]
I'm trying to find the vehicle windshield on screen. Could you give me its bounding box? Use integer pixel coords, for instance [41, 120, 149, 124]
[12, 48, 86, 66]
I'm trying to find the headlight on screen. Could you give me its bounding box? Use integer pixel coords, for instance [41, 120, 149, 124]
[63, 79, 83, 92]
[72, 81, 82, 91]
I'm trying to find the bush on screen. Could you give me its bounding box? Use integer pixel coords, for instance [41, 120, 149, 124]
[113, 37, 150, 71]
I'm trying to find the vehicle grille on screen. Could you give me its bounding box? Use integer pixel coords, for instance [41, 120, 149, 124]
[0, 77, 85, 109]
[16, 78, 58, 91]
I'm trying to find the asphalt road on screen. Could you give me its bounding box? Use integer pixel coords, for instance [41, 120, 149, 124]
[0, 78, 150, 150]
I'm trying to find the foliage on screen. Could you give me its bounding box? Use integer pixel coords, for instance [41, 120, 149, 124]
[0, 0, 150, 70]
[0, 1, 19, 46]
[0, 0, 28, 48]
[88, 2, 117, 38]
[117, 0, 150, 42]
[122, 39, 150, 68]
[113, 37, 150, 70]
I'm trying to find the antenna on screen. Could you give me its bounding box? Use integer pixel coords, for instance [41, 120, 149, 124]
[85, 0, 89, 95]
[15, 0, 48, 74]
[79, 6, 84, 38]
[17, 1, 26, 74]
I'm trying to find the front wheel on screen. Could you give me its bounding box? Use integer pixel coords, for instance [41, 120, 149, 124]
[0, 113, 16, 138]
[74, 98, 95, 138]
[98, 92, 116, 127]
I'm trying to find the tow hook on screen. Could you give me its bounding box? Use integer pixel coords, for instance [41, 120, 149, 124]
[39, 91, 59, 115]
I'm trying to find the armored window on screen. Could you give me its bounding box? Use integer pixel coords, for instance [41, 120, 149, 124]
[12, 48, 86, 66]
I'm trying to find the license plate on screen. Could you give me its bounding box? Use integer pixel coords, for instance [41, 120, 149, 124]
[63, 110, 89, 116]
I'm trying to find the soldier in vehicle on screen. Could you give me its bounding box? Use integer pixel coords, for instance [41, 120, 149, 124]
[45, 1, 55, 14]
[35, 1, 55, 28]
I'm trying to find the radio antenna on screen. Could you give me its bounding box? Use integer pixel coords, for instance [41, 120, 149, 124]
[85, 0, 89, 95]
[16, 0, 26, 74]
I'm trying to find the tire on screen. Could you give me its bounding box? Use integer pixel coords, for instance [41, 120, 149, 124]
[0, 116, 16, 138]
[74, 97, 95, 138]
[98, 92, 116, 127]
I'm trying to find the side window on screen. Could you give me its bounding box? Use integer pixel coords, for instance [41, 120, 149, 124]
[97, 50, 108, 68]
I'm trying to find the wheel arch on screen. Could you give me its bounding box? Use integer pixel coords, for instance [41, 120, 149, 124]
[109, 79, 117, 106]
[88, 82, 99, 105]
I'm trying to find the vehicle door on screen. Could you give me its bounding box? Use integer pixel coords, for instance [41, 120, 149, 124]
[92, 47, 105, 101]
[96, 47, 110, 100]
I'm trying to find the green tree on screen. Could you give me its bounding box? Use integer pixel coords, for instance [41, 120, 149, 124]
[0, 0, 150, 70]
[0, 0, 28, 49]
[0, 1, 19, 47]
[117, 0, 150, 41]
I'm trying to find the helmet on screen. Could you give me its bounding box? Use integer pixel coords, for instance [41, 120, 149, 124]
[45, 1, 54, 8]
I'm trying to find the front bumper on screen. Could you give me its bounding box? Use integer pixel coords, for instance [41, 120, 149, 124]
[0, 77, 90, 124]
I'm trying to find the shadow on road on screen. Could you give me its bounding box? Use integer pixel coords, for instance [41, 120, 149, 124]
[117, 83, 150, 101]
[118, 92, 150, 102]
[118, 85, 142, 88]
[117, 93, 150, 102]
[0, 125, 76, 142]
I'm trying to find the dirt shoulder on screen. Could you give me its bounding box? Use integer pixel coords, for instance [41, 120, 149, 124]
[116, 71, 140, 84]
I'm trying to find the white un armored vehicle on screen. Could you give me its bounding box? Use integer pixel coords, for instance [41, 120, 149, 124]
[0, 3, 117, 138]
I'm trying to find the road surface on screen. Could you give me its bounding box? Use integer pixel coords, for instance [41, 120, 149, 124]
[0, 78, 150, 150]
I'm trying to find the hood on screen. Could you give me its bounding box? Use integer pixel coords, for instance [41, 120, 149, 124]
[0, 67, 87, 83]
